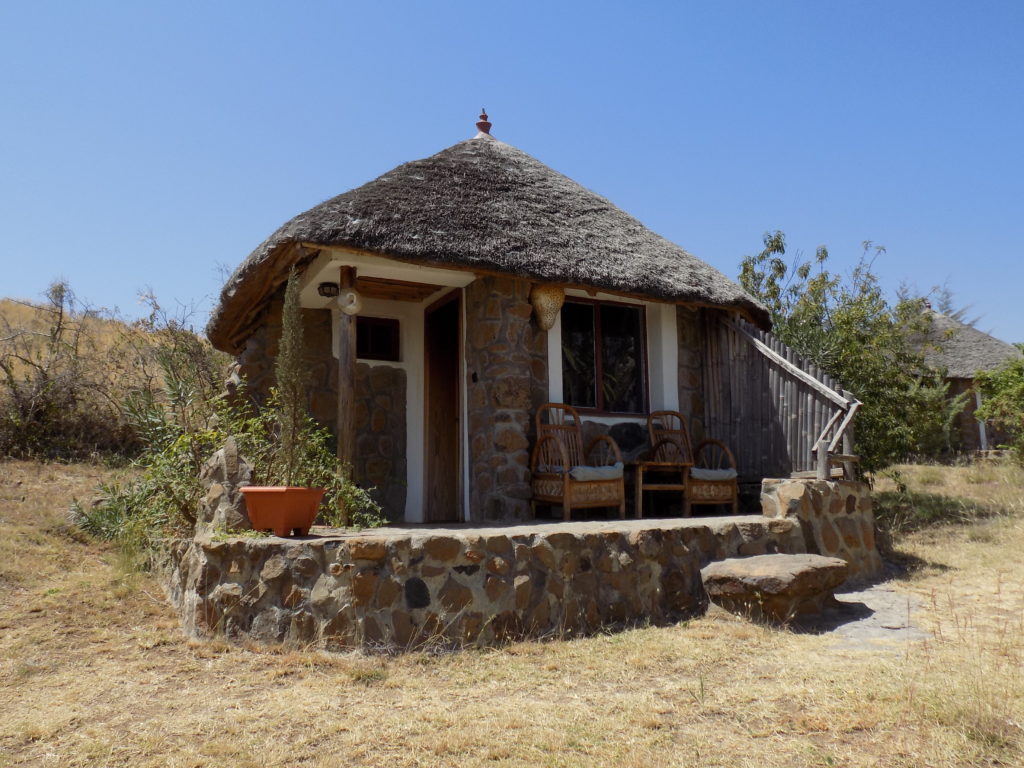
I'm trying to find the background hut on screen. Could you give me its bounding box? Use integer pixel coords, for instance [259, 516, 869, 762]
[920, 310, 1023, 451]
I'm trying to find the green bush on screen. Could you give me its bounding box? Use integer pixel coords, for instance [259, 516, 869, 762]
[976, 357, 1024, 463]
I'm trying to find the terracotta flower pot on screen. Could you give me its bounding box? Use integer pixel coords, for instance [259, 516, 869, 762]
[238, 486, 326, 537]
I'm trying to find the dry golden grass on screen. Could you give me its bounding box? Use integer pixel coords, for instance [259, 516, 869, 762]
[1, 459, 1022, 767]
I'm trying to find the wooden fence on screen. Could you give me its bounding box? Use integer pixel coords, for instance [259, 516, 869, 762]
[702, 315, 858, 481]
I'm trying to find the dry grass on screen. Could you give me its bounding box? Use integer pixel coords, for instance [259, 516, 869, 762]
[0, 298, 138, 378]
[1, 459, 1022, 767]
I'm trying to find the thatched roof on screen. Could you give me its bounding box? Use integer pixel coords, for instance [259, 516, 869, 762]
[920, 311, 1022, 379]
[207, 130, 769, 352]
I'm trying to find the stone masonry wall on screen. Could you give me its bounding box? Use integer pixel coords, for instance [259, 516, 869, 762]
[464, 277, 548, 522]
[761, 478, 883, 580]
[353, 363, 406, 518]
[234, 298, 406, 521]
[165, 515, 805, 650]
[948, 377, 1014, 453]
[234, 294, 335, 422]
[676, 306, 706, 444]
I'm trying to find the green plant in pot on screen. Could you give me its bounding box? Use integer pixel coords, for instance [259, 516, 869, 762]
[238, 269, 331, 537]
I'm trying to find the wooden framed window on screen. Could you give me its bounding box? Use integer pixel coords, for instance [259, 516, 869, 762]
[356, 317, 400, 362]
[561, 299, 647, 414]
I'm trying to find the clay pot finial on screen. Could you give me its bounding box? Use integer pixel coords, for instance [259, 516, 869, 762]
[476, 108, 492, 135]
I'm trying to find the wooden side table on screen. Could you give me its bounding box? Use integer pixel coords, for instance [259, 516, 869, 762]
[634, 458, 691, 519]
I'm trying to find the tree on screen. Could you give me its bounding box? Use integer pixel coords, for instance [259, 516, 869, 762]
[271, 269, 310, 487]
[976, 357, 1024, 462]
[740, 231, 963, 472]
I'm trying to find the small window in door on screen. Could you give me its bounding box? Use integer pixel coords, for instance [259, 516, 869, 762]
[356, 317, 400, 361]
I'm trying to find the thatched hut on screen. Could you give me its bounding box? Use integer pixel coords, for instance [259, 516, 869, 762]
[208, 113, 846, 523]
[919, 310, 1023, 451]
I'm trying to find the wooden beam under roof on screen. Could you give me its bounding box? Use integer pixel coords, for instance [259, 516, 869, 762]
[355, 276, 443, 302]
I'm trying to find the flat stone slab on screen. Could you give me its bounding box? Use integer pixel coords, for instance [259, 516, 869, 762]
[312, 514, 782, 540]
[701, 553, 849, 622]
[825, 585, 931, 649]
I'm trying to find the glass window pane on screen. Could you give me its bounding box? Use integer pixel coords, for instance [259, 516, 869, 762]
[599, 304, 643, 413]
[357, 317, 400, 361]
[561, 302, 596, 408]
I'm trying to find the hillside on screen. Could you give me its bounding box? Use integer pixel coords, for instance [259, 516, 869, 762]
[0, 291, 223, 459]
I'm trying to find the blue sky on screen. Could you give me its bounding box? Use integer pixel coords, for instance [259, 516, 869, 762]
[2, 1, 1022, 343]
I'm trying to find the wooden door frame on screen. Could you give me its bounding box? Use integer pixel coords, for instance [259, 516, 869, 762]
[423, 288, 463, 522]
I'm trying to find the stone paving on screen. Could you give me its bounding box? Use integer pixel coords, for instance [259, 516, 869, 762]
[826, 584, 931, 650]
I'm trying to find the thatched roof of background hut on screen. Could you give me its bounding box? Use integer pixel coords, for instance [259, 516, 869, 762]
[207, 127, 769, 353]
[920, 310, 1022, 379]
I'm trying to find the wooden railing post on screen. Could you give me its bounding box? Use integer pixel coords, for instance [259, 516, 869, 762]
[841, 389, 856, 480]
[816, 442, 829, 481]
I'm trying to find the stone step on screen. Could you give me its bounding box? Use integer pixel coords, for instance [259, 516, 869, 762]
[700, 553, 849, 623]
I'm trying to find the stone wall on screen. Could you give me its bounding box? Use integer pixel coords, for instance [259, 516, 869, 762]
[464, 277, 548, 522]
[761, 478, 883, 580]
[235, 292, 334, 411]
[677, 306, 706, 443]
[353, 363, 406, 518]
[234, 297, 406, 521]
[165, 515, 805, 650]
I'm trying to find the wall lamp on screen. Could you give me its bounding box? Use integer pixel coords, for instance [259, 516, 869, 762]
[317, 282, 340, 298]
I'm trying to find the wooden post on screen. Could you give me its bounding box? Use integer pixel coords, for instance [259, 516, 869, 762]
[816, 441, 829, 481]
[842, 389, 856, 480]
[337, 267, 357, 471]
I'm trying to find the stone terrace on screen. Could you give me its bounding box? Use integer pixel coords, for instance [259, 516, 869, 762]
[165, 479, 882, 651]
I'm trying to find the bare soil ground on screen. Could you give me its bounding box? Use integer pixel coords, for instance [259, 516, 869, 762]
[1, 460, 1021, 768]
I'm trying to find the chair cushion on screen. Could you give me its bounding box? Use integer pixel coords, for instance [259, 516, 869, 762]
[690, 467, 738, 481]
[569, 462, 624, 481]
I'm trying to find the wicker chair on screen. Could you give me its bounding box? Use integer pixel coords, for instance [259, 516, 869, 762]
[530, 403, 626, 521]
[685, 439, 739, 516]
[635, 411, 695, 518]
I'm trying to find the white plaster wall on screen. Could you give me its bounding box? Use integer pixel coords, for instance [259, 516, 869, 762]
[647, 302, 679, 413]
[461, 293, 470, 523]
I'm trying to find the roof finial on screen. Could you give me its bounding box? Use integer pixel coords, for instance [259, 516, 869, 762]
[475, 108, 492, 135]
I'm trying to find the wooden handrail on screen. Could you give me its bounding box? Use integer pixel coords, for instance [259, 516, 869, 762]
[730, 317, 862, 480]
[813, 409, 845, 450]
[728, 320, 851, 409]
[828, 401, 860, 453]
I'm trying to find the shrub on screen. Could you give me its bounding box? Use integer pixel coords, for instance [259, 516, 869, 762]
[72, 272, 386, 557]
[976, 357, 1024, 463]
[0, 284, 140, 458]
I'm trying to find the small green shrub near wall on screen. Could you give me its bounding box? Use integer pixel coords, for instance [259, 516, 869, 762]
[71, 271, 386, 560]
